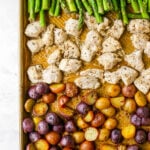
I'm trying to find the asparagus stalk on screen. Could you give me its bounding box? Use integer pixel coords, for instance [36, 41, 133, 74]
[54, 0, 61, 16]
[81, 0, 93, 15]
[28, 0, 35, 21]
[42, 0, 50, 10]
[131, 0, 140, 13]
[96, 0, 104, 14]
[66, 0, 77, 12]
[35, 0, 41, 13]
[120, 0, 129, 24]
[89, 0, 103, 23]
[60, 0, 69, 11]
[112, 0, 119, 11]
[127, 0, 131, 3]
[128, 13, 143, 18]
[49, 0, 56, 16]
[138, 0, 149, 19]
[103, 0, 113, 11]
[75, 0, 84, 30]
[148, 0, 150, 12]
[40, 10, 46, 26]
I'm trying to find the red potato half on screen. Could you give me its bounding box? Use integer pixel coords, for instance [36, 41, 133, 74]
[85, 127, 99, 141]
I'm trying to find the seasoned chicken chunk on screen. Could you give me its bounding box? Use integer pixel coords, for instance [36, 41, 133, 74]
[27, 65, 43, 83]
[42, 24, 55, 47]
[54, 28, 67, 45]
[62, 40, 80, 59]
[128, 19, 150, 34]
[97, 53, 122, 70]
[134, 68, 150, 94]
[144, 42, 150, 57]
[119, 66, 138, 86]
[25, 21, 44, 38]
[80, 69, 104, 80]
[102, 37, 122, 53]
[74, 76, 101, 89]
[59, 59, 82, 73]
[104, 71, 121, 84]
[65, 18, 82, 37]
[125, 50, 144, 72]
[43, 65, 62, 84]
[107, 20, 125, 39]
[27, 39, 44, 54]
[131, 33, 149, 50]
[47, 49, 62, 65]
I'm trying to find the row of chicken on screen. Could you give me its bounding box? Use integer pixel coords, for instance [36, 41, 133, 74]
[25, 13, 150, 94]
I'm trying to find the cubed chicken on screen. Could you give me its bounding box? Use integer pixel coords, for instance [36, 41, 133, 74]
[43, 65, 62, 84]
[128, 19, 150, 34]
[141, 68, 150, 80]
[144, 41, 150, 57]
[59, 59, 82, 73]
[131, 33, 149, 50]
[102, 37, 122, 53]
[107, 20, 125, 39]
[119, 66, 138, 86]
[97, 53, 122, 70]
[54, 28, 67, 45]
[125, 50, 144, 72]
[42, 24, 55, 47]
[80, 69, 104, 80]
[27, 65, 43, 83]
[74, 76, 101, 89]
[27, 39, 44, 54]
[25, 21, 44, 38]
[65, 18, 82, 37]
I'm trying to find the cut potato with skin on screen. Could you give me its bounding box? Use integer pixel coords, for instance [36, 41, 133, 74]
[77, 117, 89, 129]
[106, 84, 121, 97]
[72, 131, 85, 144]
[85, 127, 99, 141]
[24, 99, 35, 113]
[84, 111, 94, 123]
[33, 117, 43, 131]
[101, 107, 116, 117]
[123, 99, 137, 113]
[110, 96, 125, 108]
[104, 118, 117, 130]
[135, 91, 147, 107]
[99, 128, 110, 141]
[49, 83, 66, 94]
[35, 139, 49, 150]
[101, 144, 117, 150]
[95, 97, 110, 110]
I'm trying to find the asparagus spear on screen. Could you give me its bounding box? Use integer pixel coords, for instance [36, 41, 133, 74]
[28, 0, 35, 21]
[60, 0, 69, 11]
[112, 0, 119, 11]
[66, 0, 77, 12]
[81, 0, 93, 15]
[120, 0, 128, 24]
[131, 0, 140, 13]
[127, 0, 131, 3]
[128, 13, 143, 18]
[138, 0, 149, 19]
[40, 10, 46, 26]
[96, 0, 104, 14]
[89, 0, 103, 23]
[75, 0, 84, 30]
[103, 0, 113, 11]
[35, 0, 41, 13]
[42, 0, 50, 10]
[49, 0, 56, 16]
[148, 0, 150, 12]
[54, 0, 61, 16]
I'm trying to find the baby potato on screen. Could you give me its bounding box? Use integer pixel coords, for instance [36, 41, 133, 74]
[35, 139, 49, 150]
[77, 117, 89, 129]
[72, 131, 85, 144]
[42, 93, 56, 104]
[99, 128, 110, 141]
[110, 96, 125, 108]
[85, 127, 99, 141]
[106, 84, 121, 97]
[33, 117, 43, 131]
[101, 144, 116, 150]
[84, 111, 94, 123]
[80, 141, 95, 150]
[117, 145, 126, 150]
[121, 124, 136, 139]
[104, 118, 117, 130]
[135, 91, 147, 107]
[33, 102, 48, 116]
[101, 107, 116, 117]
[26, 143, 36, 150]
[24, 99, 35, 113]
[50, 83, 66, 94]
[123, 99, 136, 113]
[95, 97, 110, 110]
[146, 91, 150, 103]
[65, 82, 78, 97]
[58, 95, 70, 107]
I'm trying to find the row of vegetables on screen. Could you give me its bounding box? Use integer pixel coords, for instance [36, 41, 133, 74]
[23, 82, 150, 150]
[28, 0, 150, 28]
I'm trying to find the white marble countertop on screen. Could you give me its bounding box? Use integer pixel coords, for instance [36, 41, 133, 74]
[0, 0, 19, 149]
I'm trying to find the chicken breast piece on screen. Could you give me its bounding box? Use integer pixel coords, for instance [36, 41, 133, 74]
[104, 71, 121, 84]
[43, 65, 62, 84]
[131, 33, 149, 50]
[141, 68, 150, 80]
[144, 42, 150, 57]
[25, 21, 44, 38]
[54, 28, 67, 45]
[65, 18, 82, 37]
[27, 65, 43, 83]
[119, 66, 138, 86]
[62, 40, 80, 59]
[59, 59, 82, 73]
[102, 37, 122, 53]
[107, 20, 125, 39]
[128, 19, 150, 34]
[47, 49, 62, 65]
[97, 53, 122, 70]
[80, 69, 104, 80]
[42, 24, 55, 47]
[27, 39, 44, 54]
[125, 50, 144, 72]
[74, 76, 101, 89]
